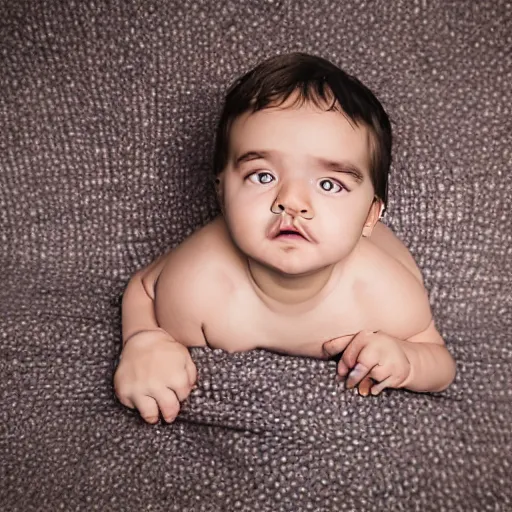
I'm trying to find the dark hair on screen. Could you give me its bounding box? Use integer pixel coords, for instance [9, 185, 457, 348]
[213, 52, 392, 209]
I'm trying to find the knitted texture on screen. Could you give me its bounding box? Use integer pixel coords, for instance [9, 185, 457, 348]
[0, 0, 511, 510]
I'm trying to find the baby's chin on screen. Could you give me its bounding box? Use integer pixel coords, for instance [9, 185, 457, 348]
[246, 254, 332, 277]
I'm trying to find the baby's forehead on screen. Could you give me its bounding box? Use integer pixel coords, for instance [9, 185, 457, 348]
[227, 103, 373, 167]
[230, 96, 366, 136]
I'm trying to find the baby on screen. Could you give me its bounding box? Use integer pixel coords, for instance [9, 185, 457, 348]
[114, 53, 456, 424]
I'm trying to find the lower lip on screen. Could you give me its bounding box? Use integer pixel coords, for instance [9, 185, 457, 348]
[276, 233, 306, 240]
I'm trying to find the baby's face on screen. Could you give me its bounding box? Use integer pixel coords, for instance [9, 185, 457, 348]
[217, 100, 379, 275]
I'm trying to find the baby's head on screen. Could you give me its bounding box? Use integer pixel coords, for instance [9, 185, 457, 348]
[214, 52, 392, 212]
[213, 53, 393, 276]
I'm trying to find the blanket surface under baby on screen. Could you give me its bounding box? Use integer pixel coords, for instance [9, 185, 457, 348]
[1, 0, 511, 510]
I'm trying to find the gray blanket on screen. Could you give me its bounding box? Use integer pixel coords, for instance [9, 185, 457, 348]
[1, 1, 511, 510]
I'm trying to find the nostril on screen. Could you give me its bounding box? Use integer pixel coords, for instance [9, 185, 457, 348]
[278, 204, 285, 211]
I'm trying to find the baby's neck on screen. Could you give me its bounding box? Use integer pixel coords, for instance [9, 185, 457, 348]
[246, 259, 343, 310]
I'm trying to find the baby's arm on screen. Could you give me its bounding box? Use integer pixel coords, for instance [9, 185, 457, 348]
[325, 321, 455, 395]
[114, 252, 197, 424]
[324, 248, 456, 394]
[121, 253, 167, 345]
[390, 319, 456, 392]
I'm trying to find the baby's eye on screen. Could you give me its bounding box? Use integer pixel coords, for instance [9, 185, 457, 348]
[248, 171, 275, 185]
[318, 178, 343, 193]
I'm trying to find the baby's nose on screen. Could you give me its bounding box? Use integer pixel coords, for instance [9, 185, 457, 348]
[271, 181, 314, 219]
[274, 203, 310, 216]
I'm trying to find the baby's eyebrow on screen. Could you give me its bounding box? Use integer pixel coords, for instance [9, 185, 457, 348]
[234, 150, 271, 167]
[315, 158, 365, 183]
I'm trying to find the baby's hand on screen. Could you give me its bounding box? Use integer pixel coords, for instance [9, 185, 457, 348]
[114, 329, 197, 424]
[323, 331, 411, 396]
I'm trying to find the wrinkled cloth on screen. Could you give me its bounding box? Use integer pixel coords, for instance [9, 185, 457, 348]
[1, 0, 511, 510]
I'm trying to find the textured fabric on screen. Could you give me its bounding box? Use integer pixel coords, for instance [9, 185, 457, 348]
[1, 1, 511, 510]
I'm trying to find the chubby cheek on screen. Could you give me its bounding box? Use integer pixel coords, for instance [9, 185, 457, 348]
[223, 193, 268, 248]
[321, 215, 364, 239]
[314, 205, 367, 254]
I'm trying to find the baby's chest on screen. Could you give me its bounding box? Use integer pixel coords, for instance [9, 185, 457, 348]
[202, 289, 371, 359]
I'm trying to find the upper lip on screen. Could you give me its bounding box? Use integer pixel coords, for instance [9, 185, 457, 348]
[268, 219, 314, 242]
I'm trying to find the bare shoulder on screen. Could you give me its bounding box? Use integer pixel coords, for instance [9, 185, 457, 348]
[368, 221, 424, 285]
[155, 216, 241, 300]
[358, 222, 432, 339]
[151, 216, 243, 343]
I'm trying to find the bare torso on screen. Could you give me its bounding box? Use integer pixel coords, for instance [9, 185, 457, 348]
[154, 216, 431, 359]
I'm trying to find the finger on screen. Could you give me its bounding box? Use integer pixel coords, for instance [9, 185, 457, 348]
[342, 330, 374, 369]
[367, 364, 391, 384]
[323, 334, 356, 357]
[337, 359, 349, 378]
[185, 359, 198, 387]
[346, 362, 371, 389]
[169, 373, 193, 402]
[358, 376, 373, 397]
[153, 388, 181, 423]
[117, 393, 135, 410]
[370, 376, 394, 396]
[113, 369, 135, 407]
[132, 395, 160, 424]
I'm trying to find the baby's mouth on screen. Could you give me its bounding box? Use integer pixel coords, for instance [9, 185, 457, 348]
[267, 218, 315, 242]
[274, 227, 310, 242]
[277, 229, 305, 239]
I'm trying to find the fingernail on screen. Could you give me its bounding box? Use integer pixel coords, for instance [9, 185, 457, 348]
[346, 366, 363, 389]
[348, 364, 363, 379]
[323, 345, 332, 357]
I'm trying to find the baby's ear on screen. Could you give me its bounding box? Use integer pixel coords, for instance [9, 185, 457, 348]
[362, 198, 385, 237]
